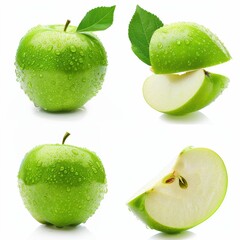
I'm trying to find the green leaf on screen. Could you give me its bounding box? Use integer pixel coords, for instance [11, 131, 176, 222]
[77, 6, 116, 32]
[128, 5, 163, 65]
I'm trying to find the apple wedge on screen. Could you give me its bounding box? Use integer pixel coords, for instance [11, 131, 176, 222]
[149, 22, 231, 74]
[128, 147, 228, 233]
[142, 69, 228, 115]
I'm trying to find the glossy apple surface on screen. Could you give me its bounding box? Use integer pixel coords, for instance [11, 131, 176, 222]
[149, 22, 231, 74]
[142, 69, 228, 115]
[128, 147, 228, 233]
[15, 25, 107, 112]
[18, 142, 107, 227]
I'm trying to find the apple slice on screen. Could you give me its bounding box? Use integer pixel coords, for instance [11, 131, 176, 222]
[142, 69, 228, 115]
[149, 22, 231, 74]
[128, 147, 228, 233]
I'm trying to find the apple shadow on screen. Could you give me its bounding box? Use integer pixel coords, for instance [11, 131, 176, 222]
[149, 230, 195, 240]
[160, 111, 210, 124]
[27, 224, 94, 240]
[33, 106, 87, 120]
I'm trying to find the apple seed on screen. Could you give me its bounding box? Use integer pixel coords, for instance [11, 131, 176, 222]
[178, 176, 188, 189]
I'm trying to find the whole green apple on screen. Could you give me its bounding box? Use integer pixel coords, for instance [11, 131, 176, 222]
[128, 147, 228, 233]
[18, 133, 107, 227]
[15, 22, 107, 112]
[150, 22, 231, 74]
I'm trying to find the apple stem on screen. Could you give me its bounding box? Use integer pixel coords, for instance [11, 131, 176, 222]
[62, 132, 70, 144]
[64, 20, 71, 32]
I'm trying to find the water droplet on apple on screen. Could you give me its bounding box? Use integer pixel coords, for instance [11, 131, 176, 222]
[157, 43, 163, 49]
[75, 172, 79, 176]
[39, 74, 43, 78]
[82, 79, 86, 83]
[92, 167, 97, 174]
[70, 61, 74, 66]
[177, 41, 181, 45]
[70, 167, 74, 172]
[67, 187, 71, 192]
[196, 52, 200, 56]
[185, 40, 190, 45]
[55, 50, 61, 55]
[60, 166, 65, 171]
[86, 196, 90, 201]
[47, 45, 53, 51]
[28, 82, 32, 89]
[70, 45, 76, 53]
[72, 149, 79, 155]
[64, 170, 68, 174]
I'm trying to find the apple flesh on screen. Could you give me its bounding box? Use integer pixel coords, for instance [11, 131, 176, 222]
[18, 143, 107, 227]
[128, 147, 228, 233]
[149, 22, 231, 74]
[15, 25, 107, 112]
[142, 69, 228, 115]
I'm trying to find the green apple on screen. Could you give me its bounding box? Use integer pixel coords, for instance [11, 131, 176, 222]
[142, 69, 228, 115]
[18, 133, 107, 227]
[149, 22, 231, 74]
[15, 22, 107, 112]
[128, 147, 228, 233]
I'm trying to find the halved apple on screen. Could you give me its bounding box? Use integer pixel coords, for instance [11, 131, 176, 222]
[149, 22, 231, 74]
[128, 147, 228, 233]
[142, 69, 228, 115]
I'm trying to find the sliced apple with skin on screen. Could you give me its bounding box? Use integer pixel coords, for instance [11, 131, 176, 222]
[149, 22, 231, 74]
[142, 69, 228, 115]
[128, 147, 228, 233]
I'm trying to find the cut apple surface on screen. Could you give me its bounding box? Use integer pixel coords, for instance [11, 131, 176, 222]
[142, 69, 228, 115]
[128, 147, 228, 233]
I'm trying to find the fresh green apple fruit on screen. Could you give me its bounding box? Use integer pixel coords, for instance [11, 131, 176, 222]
[142, 69, 228, 115]
[15, 24, 107, 112]
[128, 147, 228, 233]
[150, 22, 231, 74]
[18, 133, 107, 227]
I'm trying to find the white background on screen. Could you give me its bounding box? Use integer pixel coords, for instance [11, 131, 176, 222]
[0, 0, 239, 239]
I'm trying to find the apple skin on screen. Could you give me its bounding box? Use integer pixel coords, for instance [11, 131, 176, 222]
[128, 147, 228, 233]
[149, 22, 231, 74]
[143, 70, 229, 115]
[15, 25, 107, 112]
[18, 144, 107, 227]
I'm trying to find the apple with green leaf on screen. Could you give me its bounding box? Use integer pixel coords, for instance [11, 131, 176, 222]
[128, 147, 228, 233]
[15, 6, 115, 112]
[18, 132, 107, 227]
[128, 6, 231, 115]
